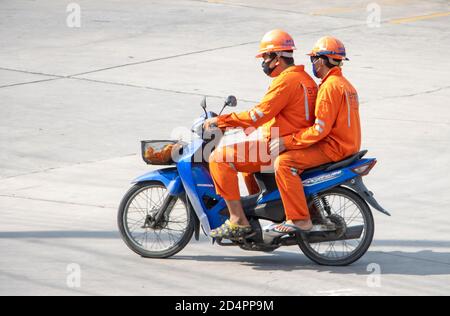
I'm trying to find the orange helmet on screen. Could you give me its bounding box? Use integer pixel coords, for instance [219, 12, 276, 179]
[308, 36, 349, 61]
[256, 29, 296, 58]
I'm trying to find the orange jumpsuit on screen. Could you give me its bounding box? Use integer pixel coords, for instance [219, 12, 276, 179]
[242, 172, 260, 195]
[210, 65, 318, 201]
[278, 67, 362, 220]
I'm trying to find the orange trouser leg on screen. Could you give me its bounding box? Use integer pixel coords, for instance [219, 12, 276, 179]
[242, 173, 260, 195]
[209, 141, 271, 201]
[275, 145, 332, 221]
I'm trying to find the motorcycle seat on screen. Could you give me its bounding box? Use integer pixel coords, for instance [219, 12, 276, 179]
[252, 150, 368, 195]
[304, 150, 368, 174]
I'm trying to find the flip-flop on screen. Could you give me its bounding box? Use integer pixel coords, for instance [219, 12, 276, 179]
[269, 221, 312, 236]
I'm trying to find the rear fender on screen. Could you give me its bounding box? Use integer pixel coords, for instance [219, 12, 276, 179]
[344, 176, 391, 216]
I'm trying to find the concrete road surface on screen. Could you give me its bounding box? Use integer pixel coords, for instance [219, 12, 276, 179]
[0, 0, 449, 296]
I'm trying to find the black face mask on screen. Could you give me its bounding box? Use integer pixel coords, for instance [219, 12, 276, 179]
[262, 58, 275, 76]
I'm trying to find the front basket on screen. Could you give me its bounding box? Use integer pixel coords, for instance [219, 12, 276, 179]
[141, 140, 180, 165]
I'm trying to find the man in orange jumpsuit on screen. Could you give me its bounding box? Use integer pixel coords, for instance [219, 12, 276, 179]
[204, 29, 318, 239]
[269, 36, 362, 234]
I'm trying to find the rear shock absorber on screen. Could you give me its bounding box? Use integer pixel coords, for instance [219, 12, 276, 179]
[312, 193, 327, 220]
[321, 196, 332, 216]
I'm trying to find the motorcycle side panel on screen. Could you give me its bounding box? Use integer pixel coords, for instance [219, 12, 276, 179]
[192, 164, 228, 230]
[177, 139, 228, 233]
[245, 199, 286, 223]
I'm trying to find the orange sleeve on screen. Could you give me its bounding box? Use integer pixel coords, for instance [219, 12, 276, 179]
[217, 77, 292, 131]
[283, 84, 340, 150]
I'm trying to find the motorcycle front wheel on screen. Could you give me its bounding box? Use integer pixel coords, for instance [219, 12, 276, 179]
[118, 181, 195, 258]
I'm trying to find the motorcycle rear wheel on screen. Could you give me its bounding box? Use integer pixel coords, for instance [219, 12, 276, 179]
[298, 186, 375, 266]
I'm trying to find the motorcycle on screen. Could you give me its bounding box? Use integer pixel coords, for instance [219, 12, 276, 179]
[118, 96, 390, 266]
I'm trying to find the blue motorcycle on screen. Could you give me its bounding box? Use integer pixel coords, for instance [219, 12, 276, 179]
[118, 96, 390, 266]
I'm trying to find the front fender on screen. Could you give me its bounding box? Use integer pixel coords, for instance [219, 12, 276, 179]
[132, 168, 184, 196]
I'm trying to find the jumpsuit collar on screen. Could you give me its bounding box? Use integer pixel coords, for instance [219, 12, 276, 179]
[321, 67, 342, 83]
[280, 65, 305, 76]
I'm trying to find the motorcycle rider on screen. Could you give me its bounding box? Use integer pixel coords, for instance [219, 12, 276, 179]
[204, 29, 318, 239]
[268, 36, 362, 234]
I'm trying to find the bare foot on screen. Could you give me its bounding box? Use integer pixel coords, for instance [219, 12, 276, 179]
[229, 216, 250, 227]
[226, 200, 250, 227]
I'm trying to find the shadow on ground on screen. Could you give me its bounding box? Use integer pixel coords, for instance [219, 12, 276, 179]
[1, 230, 449, 276]
[174, 249, 450, 276]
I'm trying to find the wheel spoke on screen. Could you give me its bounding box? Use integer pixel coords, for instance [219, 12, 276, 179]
[122, 185, 190, 254]
[302, 190, 370, 262]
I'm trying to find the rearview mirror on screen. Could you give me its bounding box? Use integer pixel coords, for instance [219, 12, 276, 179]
[200, 97, 207, 110]
[225, 95, 237, 108]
